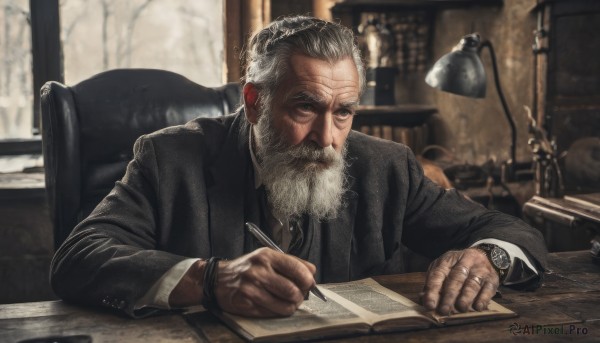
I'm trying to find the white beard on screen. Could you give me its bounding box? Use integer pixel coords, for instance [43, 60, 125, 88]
[253, 109, 348, 221]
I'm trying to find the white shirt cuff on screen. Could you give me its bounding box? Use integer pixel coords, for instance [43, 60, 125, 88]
[134, 258, 201, 310]
[472, 238, 538, 285]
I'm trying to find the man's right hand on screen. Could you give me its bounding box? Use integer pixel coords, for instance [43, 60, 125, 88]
[215, 248, 317, 317]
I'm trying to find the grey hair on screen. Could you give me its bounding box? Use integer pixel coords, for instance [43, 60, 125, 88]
[243, 16, 365, 104]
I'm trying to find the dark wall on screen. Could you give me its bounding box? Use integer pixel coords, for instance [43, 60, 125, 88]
[545, 2, 600, 193]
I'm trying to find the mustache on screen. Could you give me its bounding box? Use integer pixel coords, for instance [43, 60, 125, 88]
[252, 109, 344, 169]
[285, 141, 341, 166]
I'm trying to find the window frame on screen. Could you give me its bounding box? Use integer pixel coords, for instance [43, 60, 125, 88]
[0, 0, 62, 155]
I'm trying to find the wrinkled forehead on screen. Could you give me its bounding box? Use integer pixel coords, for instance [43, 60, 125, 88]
[279, 54, 360, 99]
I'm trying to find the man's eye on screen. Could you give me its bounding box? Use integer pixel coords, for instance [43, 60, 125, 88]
[298, 103, 315, 112]
[336, 109, 354, 118]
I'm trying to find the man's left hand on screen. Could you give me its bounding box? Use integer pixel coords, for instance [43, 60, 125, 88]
[421, 248, 500, 315]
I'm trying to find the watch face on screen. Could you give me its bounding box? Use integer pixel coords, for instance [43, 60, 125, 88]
[490, 246, 511, 269]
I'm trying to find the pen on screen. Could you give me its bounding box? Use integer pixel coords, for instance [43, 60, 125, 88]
[245, 221, 328, 302]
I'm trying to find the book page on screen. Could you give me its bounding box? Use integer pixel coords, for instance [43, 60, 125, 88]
[321, 278, 428, 322]
[217, 288, 370, 342]
[216, 278, 431, 341]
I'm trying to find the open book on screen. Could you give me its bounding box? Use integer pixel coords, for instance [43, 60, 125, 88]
[211, 278, 516, 342]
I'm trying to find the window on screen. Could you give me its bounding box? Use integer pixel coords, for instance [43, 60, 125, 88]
[0, 0, 33, 139]
[60, 0, 224, 86]
[0, 0, 224, 142]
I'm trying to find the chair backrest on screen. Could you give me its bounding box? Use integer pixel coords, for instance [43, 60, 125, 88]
[41, 68, 241, 249]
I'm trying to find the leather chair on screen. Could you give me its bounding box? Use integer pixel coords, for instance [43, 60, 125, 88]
[41, 69, 241, 249]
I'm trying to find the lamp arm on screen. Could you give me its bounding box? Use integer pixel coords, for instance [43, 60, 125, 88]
[479, 40, 517, 176]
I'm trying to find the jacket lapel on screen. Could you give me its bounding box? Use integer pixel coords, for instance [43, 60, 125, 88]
[319, 185, 359, 283]
[207, 114, 251, 259]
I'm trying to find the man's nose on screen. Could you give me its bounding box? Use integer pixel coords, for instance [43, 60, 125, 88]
[310, 113, 334, 148]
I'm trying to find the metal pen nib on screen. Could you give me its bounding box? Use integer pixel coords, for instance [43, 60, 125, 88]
[308, 282, 327, 302]
[245, 222, 327, 302]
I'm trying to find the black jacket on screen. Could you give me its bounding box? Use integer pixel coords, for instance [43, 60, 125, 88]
[50, 111, 547, 317]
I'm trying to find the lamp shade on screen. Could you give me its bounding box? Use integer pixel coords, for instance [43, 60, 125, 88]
[425, 33, 486, 98]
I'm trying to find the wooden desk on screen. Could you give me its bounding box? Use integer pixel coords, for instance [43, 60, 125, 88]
[2, 251, 599, 342]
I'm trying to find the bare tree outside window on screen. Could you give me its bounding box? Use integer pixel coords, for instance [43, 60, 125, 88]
[61, 0, 224, 86]
[0, 0, 33, 139]
[0, 0, 223, 140]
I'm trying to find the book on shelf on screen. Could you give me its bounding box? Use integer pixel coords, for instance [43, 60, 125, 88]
[359, 125, 371, 135]
[381, 125, 393, 141]
[392, 126, 413, 146]
[412, 125, 425, 154]
[356, 123, 430, 153]
[370, 125, 382, 138]
[207, 278, 516, 342]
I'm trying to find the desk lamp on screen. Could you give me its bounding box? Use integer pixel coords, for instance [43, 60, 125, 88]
[425, 33, 517, 181]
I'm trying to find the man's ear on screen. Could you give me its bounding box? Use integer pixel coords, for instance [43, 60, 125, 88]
[243, 83, 260, 125]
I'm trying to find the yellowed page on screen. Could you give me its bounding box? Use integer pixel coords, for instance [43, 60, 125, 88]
[217, 288, 369, 342]
[320, 278, 431, 326]
[216, 278, 433, 341]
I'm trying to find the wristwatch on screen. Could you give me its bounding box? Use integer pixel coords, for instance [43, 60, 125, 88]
[475, 243, 511, 282]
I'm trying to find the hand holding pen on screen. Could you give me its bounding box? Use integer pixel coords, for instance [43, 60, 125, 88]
[246, 222, 327, 302]
[205, 223, 321, 317]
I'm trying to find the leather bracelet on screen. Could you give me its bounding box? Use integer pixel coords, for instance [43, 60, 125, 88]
[202, 257, 223, 309]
